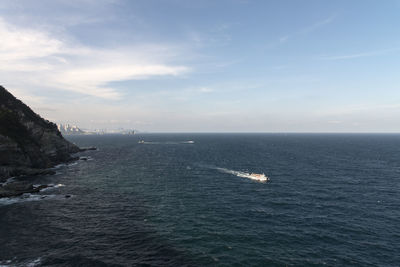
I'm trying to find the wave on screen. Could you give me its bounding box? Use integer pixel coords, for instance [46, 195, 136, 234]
[38, 183, 65, 192]
[0, 177, 16, 187]
[0, 193, 58, 206]
[0, 182, 70, 206]
[0, 257, 41, 267]
[0, 186, 71, 206]
[0, 194, 73, 206]
[53, 160, 79, 169]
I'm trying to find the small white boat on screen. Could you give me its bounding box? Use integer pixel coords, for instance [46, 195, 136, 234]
[215, 167, 269, 182]
[245, 173, 269, 182]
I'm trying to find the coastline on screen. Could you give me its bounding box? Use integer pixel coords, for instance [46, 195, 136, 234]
[0, 146, 96, 198]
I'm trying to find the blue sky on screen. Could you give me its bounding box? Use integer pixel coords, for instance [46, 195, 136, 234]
[1, 0, 399, 132]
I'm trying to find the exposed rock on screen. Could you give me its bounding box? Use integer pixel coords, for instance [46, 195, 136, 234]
[79, 146, 97, 152]
[0, 166, 56, 180]
[0, 182, 48, 198]
[0, 85, 80, 184]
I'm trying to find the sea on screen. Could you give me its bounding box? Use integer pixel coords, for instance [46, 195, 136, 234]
[0, 134, 399, 266]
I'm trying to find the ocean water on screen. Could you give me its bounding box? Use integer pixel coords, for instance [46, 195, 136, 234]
[1, 134, 399, 266]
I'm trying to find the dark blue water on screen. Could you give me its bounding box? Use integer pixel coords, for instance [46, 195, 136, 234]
[1, 134, 399, 266]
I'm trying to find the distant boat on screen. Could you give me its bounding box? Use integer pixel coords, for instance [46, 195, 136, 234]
[138, 140, 145, 144]
[216, 167, 269, 182]
[244, 173, 269, 182]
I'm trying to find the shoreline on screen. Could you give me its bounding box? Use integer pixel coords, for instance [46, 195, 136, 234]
[0, 146, 96, 198]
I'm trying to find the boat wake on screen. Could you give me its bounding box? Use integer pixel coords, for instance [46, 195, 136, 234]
[138, 140, 194, 145]
[215, 167, 269, 182]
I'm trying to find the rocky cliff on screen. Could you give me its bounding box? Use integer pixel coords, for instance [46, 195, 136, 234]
[0, 85, 80, 181]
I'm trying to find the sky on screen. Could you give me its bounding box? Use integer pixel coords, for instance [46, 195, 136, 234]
[1, 0, 400, 132]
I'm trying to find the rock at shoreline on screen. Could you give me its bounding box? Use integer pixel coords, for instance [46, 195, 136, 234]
[0, 167, 56, 179]
[0, 182, 48, 198]
[0, 85, 81, 184]
[79, 146, 97, 152]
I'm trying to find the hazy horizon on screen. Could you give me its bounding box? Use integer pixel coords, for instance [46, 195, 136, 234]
[1, 0, 399, 132]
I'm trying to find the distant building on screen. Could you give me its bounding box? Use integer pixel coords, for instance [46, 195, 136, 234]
[57, 124, 85, 135]
[57, 124, 137, 135]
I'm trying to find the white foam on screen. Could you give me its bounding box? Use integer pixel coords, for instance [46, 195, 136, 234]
[0, 193, 52, 205]
[26, 257, 42, 267]
[53, 163, 67, 169]
[43, 183, 65, 188]
[39, 183, 65, 192]
[0, 257, 42, 267]
[54, 161, 78, 169]
[0, 192, 71, 206]
[0, 177, 16, 187]
[0, 259, 12, 267]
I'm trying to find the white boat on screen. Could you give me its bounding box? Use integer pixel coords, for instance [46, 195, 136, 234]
[245, 173, 269, 182]
[215, 167, 269, 182]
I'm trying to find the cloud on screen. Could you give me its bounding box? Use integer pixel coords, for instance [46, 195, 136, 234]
[187, 23, 233, 48]
[269, 15, 336, 48]
[0, 18, 62, 63]
[0, 17, 189, 100]
[198, 87, 214, 93]
[297, 15, 336, 35]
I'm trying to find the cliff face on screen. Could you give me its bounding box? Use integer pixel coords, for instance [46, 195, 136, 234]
[0, 86, 80, 180]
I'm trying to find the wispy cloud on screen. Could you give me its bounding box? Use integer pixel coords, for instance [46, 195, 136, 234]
[187, 23, 233, 48]
[297, 15, 336, 35]
[198, 87, 214, 93]
[319, 47, 400, 60]
[274, 15, 336, 46]
[0, 17, 189, 100]
[263, 15, 336, 50]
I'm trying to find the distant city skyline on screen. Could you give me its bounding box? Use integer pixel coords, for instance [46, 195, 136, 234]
[1, 0, 400, 132]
